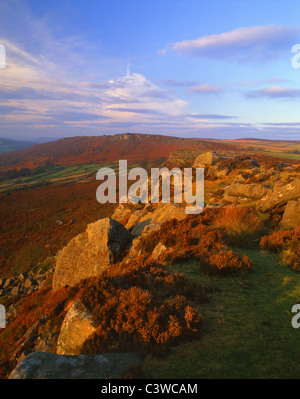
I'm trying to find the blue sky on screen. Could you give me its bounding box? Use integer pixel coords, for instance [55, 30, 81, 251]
[0, 0, 300, 140]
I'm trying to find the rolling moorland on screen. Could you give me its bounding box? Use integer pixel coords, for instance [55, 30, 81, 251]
[0, 133, 299, 379]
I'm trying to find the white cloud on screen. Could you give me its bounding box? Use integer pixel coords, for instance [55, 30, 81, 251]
[0, 39, 188, 129]
[172, 25, 300, 62]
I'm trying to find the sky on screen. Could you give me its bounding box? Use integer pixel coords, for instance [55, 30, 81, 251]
[0, 0, 300, 141]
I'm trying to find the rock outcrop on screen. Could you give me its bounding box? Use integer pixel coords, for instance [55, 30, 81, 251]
[53, 218, 132, 290]
[57, 299, 96, 355]
[193, 152, 220, 168]
[9, 352, 142, 379]
[129, 203, 186, 231]
[224, 183, 270, 200]
[279, 199, 300, 229]
[257, 179, 300, 212]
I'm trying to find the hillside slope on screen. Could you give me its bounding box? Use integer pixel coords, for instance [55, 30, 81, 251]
[0, 133, 237, 171]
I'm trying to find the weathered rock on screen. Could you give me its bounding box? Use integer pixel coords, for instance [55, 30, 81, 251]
[141, 223, 162, 236]
[257, 179, 300, 212]
[18, 273, 27, 281]
[128, 237, 143, 259]
[126, 207, 151, 230]
[9, 352, 143, 379]
[55, 220, 64, 226]
[3, 279, 14, 289]
[224, 183, 270, 199]
[193, 152, 220, 168]
[142, 203, 187, 225]
[57, 299, 96, 355]
[111, 203, 134, 223]
[130, 219, 152, 237]
[11, 286, 21, 296]
[53, 218, 132, 290]
[207, 164, 230, 178]
[279, 199, 300, 229]
[24, 277, 36, 289]
[125, 203, 186, 238]
[152, 243, 167, 260]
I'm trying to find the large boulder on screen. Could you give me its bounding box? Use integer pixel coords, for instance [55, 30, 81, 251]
[279, 199, 300, 229]
[9, 352, 143, 379]
[257, 179, 300, 212]
[52, 218, 132, 290]
[193, 152, 220, 168]
[57, 299, 96, 355]
[224, 183, 270, 199]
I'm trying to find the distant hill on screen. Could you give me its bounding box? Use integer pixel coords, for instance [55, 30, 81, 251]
[0, 137, 35, 154]
[0, 133, 298, 172]
[0, 133, 236, 171]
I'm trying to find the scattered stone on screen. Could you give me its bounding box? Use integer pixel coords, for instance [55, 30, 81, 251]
[11, 287, 20, 296]
[3, 279, 14, 289]
[24, 277, 36, 289]
[55, 220, 64, 226]
[18, 273, 28, 281]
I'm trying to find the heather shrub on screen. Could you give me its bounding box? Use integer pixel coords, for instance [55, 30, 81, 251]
[139, 211, 224, 257]
[203, 249, 252, 275]
[139, 209, 252, 275]
[213, 207, 264, 248]
[79, 257, 205, 355]
[260, 225, 300, 271]
[260, 225, 300, 252]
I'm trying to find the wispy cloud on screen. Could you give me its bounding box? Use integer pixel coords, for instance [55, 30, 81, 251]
[0, 37, 187, 132]
[189, 84, 223, 94]
[172, 25, 300, 62]
[185, 113, 238, 120]
[245, 86, 300, 99]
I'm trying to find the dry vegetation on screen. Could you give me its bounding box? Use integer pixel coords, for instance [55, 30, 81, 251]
[139, 209, 253, 275]
[260, 225, 300, 271]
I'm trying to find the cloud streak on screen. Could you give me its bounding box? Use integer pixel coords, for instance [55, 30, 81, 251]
[245, 86, 300, 99]
[189, 84, 223, 94]
[172, 25, 300, 62]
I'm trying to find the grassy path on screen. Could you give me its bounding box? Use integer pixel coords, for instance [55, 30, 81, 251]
[143, 250, 300, 378]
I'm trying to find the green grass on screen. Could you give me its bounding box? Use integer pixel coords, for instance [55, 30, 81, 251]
[0, 163, 116, 192]
[259, 150, 300, 161]
[142, 250, 300, 379]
